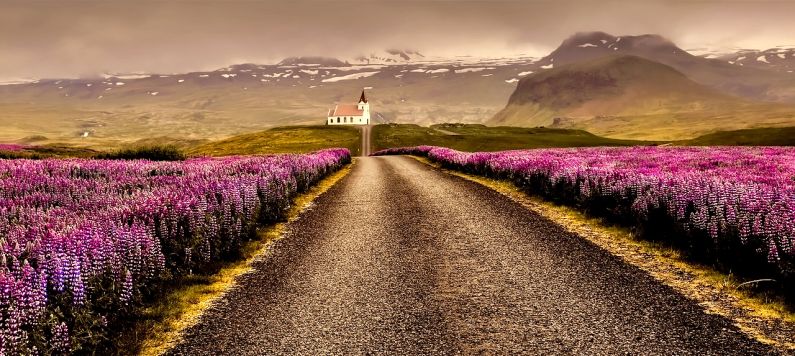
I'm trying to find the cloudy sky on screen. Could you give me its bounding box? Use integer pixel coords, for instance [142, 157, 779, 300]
[2, 0, 794, 80]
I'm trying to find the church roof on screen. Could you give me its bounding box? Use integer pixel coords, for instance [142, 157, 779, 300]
[359, 90, 368, 103]
[330, 104, 363, 117]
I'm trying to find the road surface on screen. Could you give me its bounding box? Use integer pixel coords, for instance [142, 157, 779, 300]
[361, 125, 372, 156]
[169, 156, 774, 355]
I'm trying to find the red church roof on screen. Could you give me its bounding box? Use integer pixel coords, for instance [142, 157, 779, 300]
[330, 104, 363, 117]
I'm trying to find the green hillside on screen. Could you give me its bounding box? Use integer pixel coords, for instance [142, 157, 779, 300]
[681, 127, 795, 146]
[371, 123, 654, 152]
[188, 125, 361, 156]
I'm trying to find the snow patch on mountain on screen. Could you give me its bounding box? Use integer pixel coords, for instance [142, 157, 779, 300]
[321, 71, 380, 83]
[322, 65, 385, 72]
[0, 78, 39, 86]
[102, 73, 151, 80]
[454, 67, 491, 73]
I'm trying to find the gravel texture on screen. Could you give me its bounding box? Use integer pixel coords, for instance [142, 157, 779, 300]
[168, 156, 776, 355]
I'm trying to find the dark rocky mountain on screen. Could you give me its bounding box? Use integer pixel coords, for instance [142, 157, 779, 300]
[536, 32, 689, 67]
[535, 32, 795, 103]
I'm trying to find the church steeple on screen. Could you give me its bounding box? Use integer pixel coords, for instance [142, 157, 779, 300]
[358, 89, 367, 103]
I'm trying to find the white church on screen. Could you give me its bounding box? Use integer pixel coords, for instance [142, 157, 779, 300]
[326, 90, 370, 125]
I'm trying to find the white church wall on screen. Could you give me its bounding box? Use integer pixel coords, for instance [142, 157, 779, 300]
[326, 90, 370, 125]
[327, 116, 368, 126]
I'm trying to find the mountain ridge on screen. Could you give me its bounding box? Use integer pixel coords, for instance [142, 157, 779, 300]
[535, 31, 795, 103]
[491, 54, 795, 139]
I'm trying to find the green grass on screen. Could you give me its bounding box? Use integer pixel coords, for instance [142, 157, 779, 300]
[0, 145, 97, 159]
[681, 127, 795, 146]
[372, 123, 656, 152]
[187, 125, 362, 156]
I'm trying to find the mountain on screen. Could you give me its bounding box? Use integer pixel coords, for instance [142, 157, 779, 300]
[711, 48, 795, 72]
[491, 55, 795, 140]
[493, 55, 732, 125]
[536, 32, 795, 103]
[352, 49, 425, 64]
[536, 32, 688, 67]
[277, 57, 349, 67]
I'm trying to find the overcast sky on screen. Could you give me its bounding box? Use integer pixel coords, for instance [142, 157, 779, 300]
[2, 0, 795, 80]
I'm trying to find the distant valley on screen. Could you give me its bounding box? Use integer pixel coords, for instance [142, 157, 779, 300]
[0, 50, 533, 147]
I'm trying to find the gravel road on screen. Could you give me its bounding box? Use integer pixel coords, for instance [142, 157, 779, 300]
[169, 156, 775, 355]
[360, 125, 372, 156]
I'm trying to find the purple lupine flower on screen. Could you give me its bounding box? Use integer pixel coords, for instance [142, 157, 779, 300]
[0, 148, 350, 350]
[374, 145, 795, 277]
[50, 322, 70, 353]
[120, 270, 133, 305]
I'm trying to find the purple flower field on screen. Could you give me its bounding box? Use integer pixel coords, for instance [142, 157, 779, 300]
[0, 144, 26, 152]
[374, 146, 794, 288]
[0, 149, 350, 353]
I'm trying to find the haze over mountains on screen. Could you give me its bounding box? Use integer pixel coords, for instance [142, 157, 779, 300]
[2, 32, 795, 145]
[0, 50, 533, 147]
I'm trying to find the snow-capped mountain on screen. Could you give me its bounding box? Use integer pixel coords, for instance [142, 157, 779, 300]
[535, 31, 693, 69]
[351, 49, 425, 64]
[708, 48, 795, 73]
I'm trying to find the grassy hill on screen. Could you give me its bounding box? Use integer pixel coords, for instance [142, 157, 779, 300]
[681, 127, 795, 146]
[371, 123, 653, 152]
[7, 124, 795, 160]
[0, 144, 97, 159]
[187, 125, 361, 156]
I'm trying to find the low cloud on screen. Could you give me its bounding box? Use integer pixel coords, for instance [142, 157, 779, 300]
[1, 0, 794, 79]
